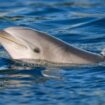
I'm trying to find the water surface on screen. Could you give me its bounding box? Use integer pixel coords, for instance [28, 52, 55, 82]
[0, 0, 105, 105]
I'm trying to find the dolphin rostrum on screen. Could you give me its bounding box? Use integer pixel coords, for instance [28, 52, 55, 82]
[0, 26, 104, 67]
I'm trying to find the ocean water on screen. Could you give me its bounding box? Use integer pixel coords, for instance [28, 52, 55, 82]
[0, 0, 105, 105]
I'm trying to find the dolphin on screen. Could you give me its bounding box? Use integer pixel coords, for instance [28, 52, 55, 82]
[0, 26, 104, 67]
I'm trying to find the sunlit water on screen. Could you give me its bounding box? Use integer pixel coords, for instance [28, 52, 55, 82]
[0, 0, 105, 105]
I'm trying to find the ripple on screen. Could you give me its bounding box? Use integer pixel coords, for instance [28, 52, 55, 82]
[0, 0, 105, 105]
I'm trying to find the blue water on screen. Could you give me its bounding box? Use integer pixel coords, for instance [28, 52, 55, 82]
[0, 0, 105, 105]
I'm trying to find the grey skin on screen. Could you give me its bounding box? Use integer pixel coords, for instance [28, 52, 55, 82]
[0, 26, 104, 66]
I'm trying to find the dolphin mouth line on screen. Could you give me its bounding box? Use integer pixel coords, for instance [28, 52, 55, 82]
[0, 32, 26, 48]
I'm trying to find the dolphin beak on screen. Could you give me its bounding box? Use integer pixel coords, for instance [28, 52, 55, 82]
[0, 30, 26, 48]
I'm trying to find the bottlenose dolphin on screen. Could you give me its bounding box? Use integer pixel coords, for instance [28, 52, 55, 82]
[0, 26, 104, 67]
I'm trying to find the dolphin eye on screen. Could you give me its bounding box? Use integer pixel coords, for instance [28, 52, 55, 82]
[33, 48, 40, 53]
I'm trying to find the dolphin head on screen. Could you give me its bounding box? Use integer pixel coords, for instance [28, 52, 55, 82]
[0, 27, 68, 63]
[0, 26, 104, 65]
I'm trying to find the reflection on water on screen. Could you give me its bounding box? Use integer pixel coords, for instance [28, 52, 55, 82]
[0, 0, 105, 105]
[0, 66, 105, 105]
[0, 69, 48, 88]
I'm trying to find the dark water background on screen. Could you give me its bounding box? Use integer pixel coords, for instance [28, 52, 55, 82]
[0, 0, 105, 105]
